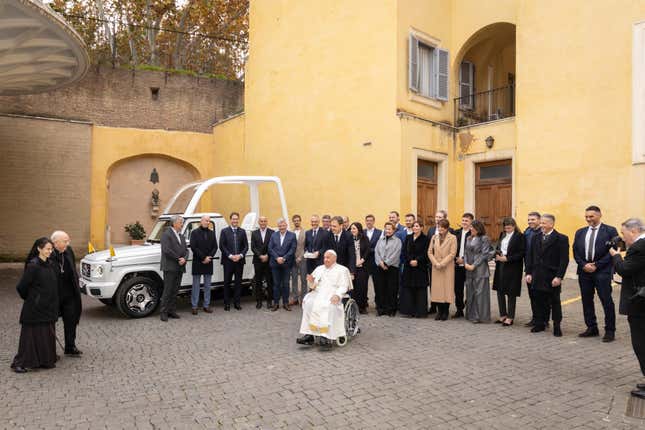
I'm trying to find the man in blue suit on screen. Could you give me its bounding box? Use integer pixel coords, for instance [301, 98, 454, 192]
[219, 212, 249, 311]
[573, 206, 619, 342]
[364, 214, 382, 286]
[304, 214, 331, 274]
[269, 218, 297, 311]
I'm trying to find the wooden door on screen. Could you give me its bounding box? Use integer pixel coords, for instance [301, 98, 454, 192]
[475, 160, 512, 241]
[417, 160, 437, 229]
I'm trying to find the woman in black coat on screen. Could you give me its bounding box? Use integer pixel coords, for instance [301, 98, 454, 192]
[400, 221, 430, 318]
[349, 222, 371, 314]
[11, 237, 59, 373]
[189, 217, 218, 313]
[492, 217, 526, 326]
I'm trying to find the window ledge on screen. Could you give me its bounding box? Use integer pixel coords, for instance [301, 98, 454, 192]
[408, 92, 443, 109]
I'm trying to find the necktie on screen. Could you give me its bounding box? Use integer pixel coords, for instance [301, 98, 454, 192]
[587, 227, 597, 261]
[233, 228, 238, 255]
[335, 235, 339, 244]
[313, 229, 317, 240]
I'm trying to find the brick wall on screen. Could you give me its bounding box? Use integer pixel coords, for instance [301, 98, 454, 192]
[0, 115, 91, 260]
[0, 66, 244, 133]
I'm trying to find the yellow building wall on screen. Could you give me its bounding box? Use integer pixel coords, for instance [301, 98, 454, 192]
[216, 0, 403, 227]
[515, 0, 645, 238]
[90, 126, 214, 249]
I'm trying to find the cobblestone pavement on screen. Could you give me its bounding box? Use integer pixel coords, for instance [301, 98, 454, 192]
[1, 266, 644, 430]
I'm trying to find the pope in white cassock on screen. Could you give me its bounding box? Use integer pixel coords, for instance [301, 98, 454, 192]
[296, 250, 353, 349]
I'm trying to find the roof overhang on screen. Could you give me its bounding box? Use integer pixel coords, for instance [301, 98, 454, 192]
[0, 0, 89, 95]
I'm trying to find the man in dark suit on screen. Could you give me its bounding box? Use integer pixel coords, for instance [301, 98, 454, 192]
[364, 214, 382, 287]
[160, 216, 189, 321]
[523, 211, 542, 327]
[452, 213, 474, 318]
[573, 206, 619, 342]
[326, 216, 356, 274]
[525, 214, 569, 337]
[305, 214, 331, 274]
[251, 215, 274, 309]
[610, 218, 645, 399]
[268, 218, 297, 311]
[51, 230, 83, 355]
[219, 212, 249, 311]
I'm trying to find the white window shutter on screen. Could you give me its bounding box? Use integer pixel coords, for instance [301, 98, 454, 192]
[409, 34, 419, 92]
[436, 48, 449, 101]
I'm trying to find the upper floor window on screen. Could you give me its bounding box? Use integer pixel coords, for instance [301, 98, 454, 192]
[409, 33, 449, 101]
[459, 61, 475, 109]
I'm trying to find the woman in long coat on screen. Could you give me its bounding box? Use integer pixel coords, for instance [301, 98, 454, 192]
[400, 221, 429, 318]
[11, 237, 59, 373]
[189, 218, 218, 314]
[492, 217, 526, 326]
[349, 222, 371, 314]
[427, 219, 457, 321]
[464, 220, 495, 323]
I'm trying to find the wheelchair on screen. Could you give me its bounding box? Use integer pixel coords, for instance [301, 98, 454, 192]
[335, 295, 361, 347]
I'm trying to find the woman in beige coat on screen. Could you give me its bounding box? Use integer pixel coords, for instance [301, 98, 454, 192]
[428, 219, 457, 321]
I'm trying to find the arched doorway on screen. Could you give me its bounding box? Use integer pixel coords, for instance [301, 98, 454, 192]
[107, 155, 199, 245]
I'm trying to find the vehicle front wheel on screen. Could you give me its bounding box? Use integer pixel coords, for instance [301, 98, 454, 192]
[115, 276, 161, 318]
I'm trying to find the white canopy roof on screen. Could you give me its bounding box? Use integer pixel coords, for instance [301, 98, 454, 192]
[0, 0, 89, 95]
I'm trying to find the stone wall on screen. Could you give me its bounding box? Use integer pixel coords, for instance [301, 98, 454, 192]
[0, 115, 91, 260]
[0, 66, 243, 133]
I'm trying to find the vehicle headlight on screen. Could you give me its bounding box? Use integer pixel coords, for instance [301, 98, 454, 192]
[93, 265, 104, 278]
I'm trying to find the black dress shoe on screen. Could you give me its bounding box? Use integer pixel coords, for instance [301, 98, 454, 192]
[160, 313, 168, 322]
[524, 320, 535, 327]
[296, 334, 315, 345]
[271, 304, 279, 312]
[12, 366, 27, 374]
[256, 301, 263, 309]
[434, 313, 442, 321]
[168, 312, 180, 319]
[553, 325, 562, 337]
[65, 347, 83, 356]
[224, 305, 231, 311]
[530, 325, 545, 333]
[602, 331, 615, 342]
[631, 389, 645, 399]
[636, 383, 645, 390]
[234, 304, 242, 311]
[452, 310, 464, 319]
[283, 304, 291, 311]
[578, 327, 599, 337]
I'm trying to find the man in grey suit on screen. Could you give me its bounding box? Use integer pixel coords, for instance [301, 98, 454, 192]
[289, 214, 307, 305]
[160, 215, 189, 322]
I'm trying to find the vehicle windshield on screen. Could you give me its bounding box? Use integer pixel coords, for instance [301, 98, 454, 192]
[147, 219, 171, 243]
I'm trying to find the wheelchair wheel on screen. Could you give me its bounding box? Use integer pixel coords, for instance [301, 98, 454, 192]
[344, 298, 360, 338]
[336, 336, 348, 347]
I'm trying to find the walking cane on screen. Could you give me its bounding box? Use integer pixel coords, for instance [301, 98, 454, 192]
[50, 325, 65, 352]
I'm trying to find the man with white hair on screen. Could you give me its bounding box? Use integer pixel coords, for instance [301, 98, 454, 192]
[296, 250, 353, 350]
[51, 230, 83, 356]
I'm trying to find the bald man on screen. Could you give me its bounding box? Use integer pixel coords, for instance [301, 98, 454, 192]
[51, 230, 83, 356]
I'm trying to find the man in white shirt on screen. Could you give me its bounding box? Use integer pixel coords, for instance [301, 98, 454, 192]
[297, 250, 353, 350]
[290, 214, 307, 305]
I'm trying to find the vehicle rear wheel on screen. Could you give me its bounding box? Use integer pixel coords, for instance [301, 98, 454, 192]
[99, 298, 115, 306]
[115, 276, 161, 318]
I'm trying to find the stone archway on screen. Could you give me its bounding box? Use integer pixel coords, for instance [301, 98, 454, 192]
[107, 155, 199, 245]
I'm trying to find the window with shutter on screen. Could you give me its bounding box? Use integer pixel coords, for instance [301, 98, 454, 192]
[459, 61, 474, 109]
[409, 34, 419, 92]
[436, 48, 449, 101]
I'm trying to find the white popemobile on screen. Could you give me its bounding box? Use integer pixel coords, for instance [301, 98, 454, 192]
[79, 176, 289, 318]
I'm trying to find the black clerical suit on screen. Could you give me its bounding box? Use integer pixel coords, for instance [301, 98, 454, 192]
[525, 230, 569, 329]
[219, 226, 249, 307]
[326, 230, 356, 273]
[53, 247, 82, 353]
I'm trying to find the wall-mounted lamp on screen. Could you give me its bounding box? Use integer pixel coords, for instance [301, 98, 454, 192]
[485, 136, 495, 149]
[363, 141, 372, 147]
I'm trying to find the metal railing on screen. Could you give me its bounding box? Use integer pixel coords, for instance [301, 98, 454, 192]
[454, 85, 515, 127]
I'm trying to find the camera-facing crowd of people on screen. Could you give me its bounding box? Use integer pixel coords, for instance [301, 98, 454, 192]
[10, 208, 645, 399]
